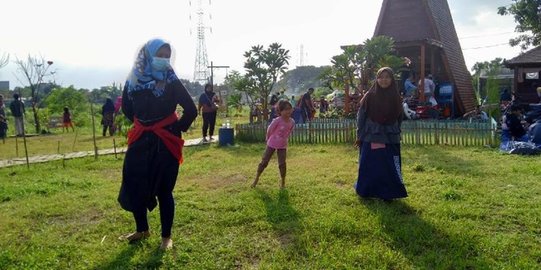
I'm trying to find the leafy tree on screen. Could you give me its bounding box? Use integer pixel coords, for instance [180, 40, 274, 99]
[224, 70, 259, 110]
[361, 36, 404, 88]
[13, 55, 56, 133]
[321, 36, 403, 114]
[324, 36, 403, 94]
[44, 86, 89, 126]
[470, 58, 505, 119]
[498, 0, 541, 50]
[243, 43, 290, 120]
[89, 83, 122, 104]
[471, 58, 505, 101]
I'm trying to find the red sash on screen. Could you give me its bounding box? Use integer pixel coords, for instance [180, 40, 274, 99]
[127, 113, 185, 164]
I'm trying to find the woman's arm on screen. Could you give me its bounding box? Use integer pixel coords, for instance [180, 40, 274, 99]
[121, 85, 134, 122]
[172, 80, 197, 132]
[355, 107, 367, 147]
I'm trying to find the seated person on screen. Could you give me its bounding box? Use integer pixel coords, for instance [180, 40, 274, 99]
[402, 97, 417, 120]
[403, 74, 417, 98]
[463, 105, 488, 121]
[528, 119, 541, 147]
[505, 105, 528, 142]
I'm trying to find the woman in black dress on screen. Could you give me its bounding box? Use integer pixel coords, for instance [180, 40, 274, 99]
[118, 38, 197, 250]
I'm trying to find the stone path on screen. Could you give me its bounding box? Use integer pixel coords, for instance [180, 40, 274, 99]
[0, 137, 215, 168]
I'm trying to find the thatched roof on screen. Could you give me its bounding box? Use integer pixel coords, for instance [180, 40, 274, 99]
[374, 0, 477, 114]
[505, 46, 541, 67]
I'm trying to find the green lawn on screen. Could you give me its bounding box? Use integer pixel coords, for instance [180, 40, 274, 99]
[0, 144, 539, 269]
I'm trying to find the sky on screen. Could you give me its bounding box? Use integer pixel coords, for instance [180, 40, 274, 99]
[0, 0, 527, 90]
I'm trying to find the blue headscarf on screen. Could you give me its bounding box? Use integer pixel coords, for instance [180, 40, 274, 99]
[126, 38, 178, 97]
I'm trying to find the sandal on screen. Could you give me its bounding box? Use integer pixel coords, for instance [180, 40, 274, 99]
[119, 231, 150, 243]
[160, 237, 173, 250]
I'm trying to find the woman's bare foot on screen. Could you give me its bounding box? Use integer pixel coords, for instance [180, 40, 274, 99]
[160, 237, 173, 250]
[119, 231, 150, 243]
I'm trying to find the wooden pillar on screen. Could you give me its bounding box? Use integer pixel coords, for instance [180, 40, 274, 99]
[420, 43, 426, 102]
[430, 47, 435, 76]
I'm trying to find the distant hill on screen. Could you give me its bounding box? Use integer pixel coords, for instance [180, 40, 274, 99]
[274, 65, 328, 95]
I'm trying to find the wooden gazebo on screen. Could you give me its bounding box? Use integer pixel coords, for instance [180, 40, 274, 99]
[374, 0, 477, 116]
[504, 46, 541, 104]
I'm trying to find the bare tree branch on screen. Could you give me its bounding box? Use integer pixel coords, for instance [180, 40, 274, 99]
[0, 53, 9, 69]
[13, 55, 54, 133]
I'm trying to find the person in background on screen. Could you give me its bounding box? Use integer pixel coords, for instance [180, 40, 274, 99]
[0, 94, 7, 140]
[528, 118, 541, 148]
[403, 73, 417, 98]
[118, 38, 197, 250]
[62, 107, 75, 132]
[463, 105, 488, 121]
[278, 90, 288, 101]
[419, 74, 437, 106]
[252, 100, 295, 189]
[113, 96, 124, 134]
[198, 83, 220, 142]
[269, 92, 279, 106]
[300, 88, 316, 123]
[101, 98, 115, 136]
[319, 96, 329, 116]
[9, 93, 25, 136]
[354, 67, 407, 201]
[505, 105, 528, 142]
[269, 92, 280, 120]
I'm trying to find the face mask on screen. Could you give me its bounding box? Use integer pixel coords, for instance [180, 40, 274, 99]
[151, 57, 170, 71]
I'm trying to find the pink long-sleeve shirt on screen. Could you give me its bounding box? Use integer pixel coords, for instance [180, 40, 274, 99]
[266, 117, 295, 149]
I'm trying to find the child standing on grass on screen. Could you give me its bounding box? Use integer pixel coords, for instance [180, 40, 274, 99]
[62, 107, 74, 132]
[252, 100, 295, 189]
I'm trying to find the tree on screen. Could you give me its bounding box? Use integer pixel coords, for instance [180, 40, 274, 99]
[89, 83, 122, 104]
[243, 43, 290, 120]
[471, 58, 505, 101]
[45, 86, 88, 114]
[324, 36, 403, 94]
[224, 70, 259, 110]
[44, 86, 90, 128]
[14, 55, 55, 133]
[321, 36, 403, 114]
[471, 58, 505, 119]
[498, 0, 541, 50]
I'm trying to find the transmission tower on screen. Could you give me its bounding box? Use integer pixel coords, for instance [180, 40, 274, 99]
[192, 0, 210, 83]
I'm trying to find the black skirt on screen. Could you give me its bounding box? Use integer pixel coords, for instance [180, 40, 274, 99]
[355, 142, 408, 200]
[118, 132, 179, 212]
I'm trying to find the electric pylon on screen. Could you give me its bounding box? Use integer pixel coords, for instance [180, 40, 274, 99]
[192, 0, 210, 83]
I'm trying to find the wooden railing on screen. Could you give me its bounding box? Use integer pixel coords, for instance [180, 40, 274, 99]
[235, 118, 497, 146]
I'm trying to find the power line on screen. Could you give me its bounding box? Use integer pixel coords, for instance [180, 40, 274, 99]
[459, 31, 515, 40]
[462, 42, 509, 50]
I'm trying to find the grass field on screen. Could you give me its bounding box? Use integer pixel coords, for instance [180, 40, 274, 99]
[0, 143, 539, 269]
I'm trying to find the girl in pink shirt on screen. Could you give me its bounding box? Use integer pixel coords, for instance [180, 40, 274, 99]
[252, 100, 295, 189]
